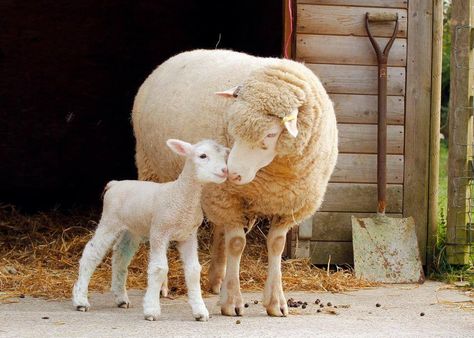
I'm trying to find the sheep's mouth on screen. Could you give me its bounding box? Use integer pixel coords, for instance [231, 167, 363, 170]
[214, 173, 227, 179]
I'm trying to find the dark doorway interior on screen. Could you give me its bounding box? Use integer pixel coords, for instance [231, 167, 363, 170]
[0, 1, 283, 209]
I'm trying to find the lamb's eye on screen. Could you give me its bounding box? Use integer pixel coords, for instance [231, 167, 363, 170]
[199, 154, 207, 159]
[266, 132, 277, 138]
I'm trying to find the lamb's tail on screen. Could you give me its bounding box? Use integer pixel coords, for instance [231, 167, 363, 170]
[101, 180, 118, 199]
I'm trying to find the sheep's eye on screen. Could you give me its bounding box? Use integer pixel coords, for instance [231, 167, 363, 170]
[199, 154, 207, 159]
[266, 132, 277, 138]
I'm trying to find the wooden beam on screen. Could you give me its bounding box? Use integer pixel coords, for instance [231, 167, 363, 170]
[297, 0, 408, 9]
[310, 241, 353, 265]
[297, 5, 407, 37]
[403, 0, 434, 264]
[282, 0, 296, 59]
[331, 94, 404, 125]
[427, 0, 443, 270]
[307, 64, 405, 95]
[297, 34, 407, 66]
[331, 154, 404, 184]
[321, 183, 403, 213]
[447, 0, 473, 265]
[338, 124, 404, 155]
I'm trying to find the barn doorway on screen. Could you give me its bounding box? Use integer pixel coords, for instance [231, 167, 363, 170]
[0, 0, 283, 209]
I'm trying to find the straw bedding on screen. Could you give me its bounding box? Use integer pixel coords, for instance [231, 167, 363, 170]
[0, 204, 376, 302]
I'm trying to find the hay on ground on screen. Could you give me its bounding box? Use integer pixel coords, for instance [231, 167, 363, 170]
[0, 204, 376, 302]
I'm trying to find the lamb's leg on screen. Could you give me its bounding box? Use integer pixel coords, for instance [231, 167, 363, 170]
[143, 238, 168, 321]
[111, 230, 140, 308]
[177, 231, 209, 322]
[220, 226, 246, 316]
[263, 225, 289, 317]
[72, 221, 121, 311]
[208, 223, 226, 294]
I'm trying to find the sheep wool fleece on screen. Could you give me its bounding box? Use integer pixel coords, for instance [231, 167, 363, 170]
[132, 49, 338, 232]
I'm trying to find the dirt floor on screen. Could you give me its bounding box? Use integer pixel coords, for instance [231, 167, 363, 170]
[0, 281, 472, 337]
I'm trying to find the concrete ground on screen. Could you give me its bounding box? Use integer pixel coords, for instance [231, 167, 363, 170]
[0, 281, 472, 338]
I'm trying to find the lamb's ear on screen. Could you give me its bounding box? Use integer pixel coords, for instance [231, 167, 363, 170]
[215, 85, 242, 98]
[166, 139, 193, 157]
[283, 109, 299, 138]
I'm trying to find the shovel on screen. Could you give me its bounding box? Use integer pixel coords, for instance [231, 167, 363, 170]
[351, 13, 425, 283]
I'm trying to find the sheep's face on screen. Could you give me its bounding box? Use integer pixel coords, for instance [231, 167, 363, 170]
[216, 77, 302, 185]
[227, 121, 283, 185]
[166, 139, 229, 184]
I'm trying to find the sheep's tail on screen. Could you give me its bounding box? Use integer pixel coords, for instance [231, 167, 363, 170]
[101, 180, 118, 199]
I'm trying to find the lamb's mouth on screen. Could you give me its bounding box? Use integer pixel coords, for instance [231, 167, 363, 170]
[214, 173, 227, 179]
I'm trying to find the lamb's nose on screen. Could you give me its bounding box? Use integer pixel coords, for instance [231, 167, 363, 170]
[229, 172, 241, 182]
[221, 167, 228, 176]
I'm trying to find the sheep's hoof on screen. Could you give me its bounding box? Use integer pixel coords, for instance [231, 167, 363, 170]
[117, 301, 129, 309]
[145, 315, 157, 321]
[160, 288, 168, 298]
[265, 304, 288, 317]
[210, 284, 221, 295]
[76, 306, 89, 312]
[221, 305, 244, 317]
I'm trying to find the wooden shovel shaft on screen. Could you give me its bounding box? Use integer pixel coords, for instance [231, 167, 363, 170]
[365, 13, 399, 214]
[377, 63, 387, 214]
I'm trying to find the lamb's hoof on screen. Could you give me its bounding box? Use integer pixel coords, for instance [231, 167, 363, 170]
[145, 315, 158, 321]
[117, 301, 130, 309]
[192, 307, 210, 322]
[194, 314, 208, 322]
[76, 306, 89, 312]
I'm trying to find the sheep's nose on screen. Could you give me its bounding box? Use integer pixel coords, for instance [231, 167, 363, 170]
[229, 172, 241, 182]
[221, 167, 228, 176]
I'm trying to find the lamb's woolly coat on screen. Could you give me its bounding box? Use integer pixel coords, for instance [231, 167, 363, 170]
[133, 49, 338, 229]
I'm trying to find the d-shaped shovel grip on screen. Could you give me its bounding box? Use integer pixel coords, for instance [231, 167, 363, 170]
[365, 12, 399, 214]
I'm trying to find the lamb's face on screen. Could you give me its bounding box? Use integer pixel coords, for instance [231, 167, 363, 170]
[166, 139, 229, 184]
[192, 141, 229, 184]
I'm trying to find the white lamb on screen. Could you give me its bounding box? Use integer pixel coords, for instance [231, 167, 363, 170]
[72, 139, 229, 321]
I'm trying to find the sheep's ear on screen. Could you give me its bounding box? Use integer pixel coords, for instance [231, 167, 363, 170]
[215, 85, 242, 98]
[166, 139, 193, 157]
[283, 109, 299, 138]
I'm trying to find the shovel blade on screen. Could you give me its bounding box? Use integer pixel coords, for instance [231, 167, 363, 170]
[352, 215, 425, 283]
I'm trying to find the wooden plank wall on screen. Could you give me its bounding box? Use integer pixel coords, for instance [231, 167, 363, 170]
[294, 0, 410, 264]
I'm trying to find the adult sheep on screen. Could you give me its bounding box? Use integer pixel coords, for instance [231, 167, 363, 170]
[131, 49, 338, 317]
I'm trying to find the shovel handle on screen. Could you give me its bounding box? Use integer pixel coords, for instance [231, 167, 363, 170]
[365, 13, 399, 214]
[367, 12, 398, 22]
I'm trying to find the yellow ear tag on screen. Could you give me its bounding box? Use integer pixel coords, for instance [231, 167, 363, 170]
[282, 114, 297, 124]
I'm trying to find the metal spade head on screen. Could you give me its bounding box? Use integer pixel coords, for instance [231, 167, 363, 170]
[352, 215, 425, 283]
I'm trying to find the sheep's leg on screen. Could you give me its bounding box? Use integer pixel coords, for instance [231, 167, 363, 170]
[111, 230, 140, 308]
[73, 221, 121, 311]
[263, 225, 289, 317]
[220, 226, 246, 316]
[136, 142, 161, 182]
[143, 238, 168, 321]
[161, 274, 169, 298]
[208, 223, 226, 294]
[177, 231, 209, 322]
